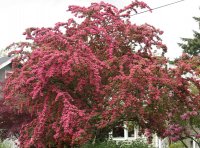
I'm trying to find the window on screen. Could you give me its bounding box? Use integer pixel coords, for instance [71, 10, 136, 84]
[113, 122, 124, 138]
[109, 121, 138, 141]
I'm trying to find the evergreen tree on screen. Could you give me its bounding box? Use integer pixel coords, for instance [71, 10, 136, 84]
[179, 16, 200, 56]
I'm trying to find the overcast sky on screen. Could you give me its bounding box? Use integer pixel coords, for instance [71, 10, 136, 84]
[0, 0, 199, 59]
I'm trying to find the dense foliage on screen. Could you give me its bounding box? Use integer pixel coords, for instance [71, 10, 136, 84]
[1, 1, 200, 147]
[81, 139, 152, 148]
[0, 99, 32, 140]
[171, 14, 200, 147]
[169, 141, 184, 148]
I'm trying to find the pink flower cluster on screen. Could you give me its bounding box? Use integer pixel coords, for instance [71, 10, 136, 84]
[2, 0, 200, 147]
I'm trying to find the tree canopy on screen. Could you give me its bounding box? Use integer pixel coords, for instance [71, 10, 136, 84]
[1, 1, 200, 147]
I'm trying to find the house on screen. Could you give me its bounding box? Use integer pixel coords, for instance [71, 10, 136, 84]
[109, 122, 200, 148]
[109, 122, 169, 148]
[0, 55, 14, 98]
[0, 56, 14, 82]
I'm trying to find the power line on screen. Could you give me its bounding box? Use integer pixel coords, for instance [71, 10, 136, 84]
[132, 0, 186, 16]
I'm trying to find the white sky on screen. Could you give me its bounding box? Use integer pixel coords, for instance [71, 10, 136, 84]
[0, 0, 199, 59]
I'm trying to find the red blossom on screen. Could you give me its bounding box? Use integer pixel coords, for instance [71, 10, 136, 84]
[2, 1, 200, 147]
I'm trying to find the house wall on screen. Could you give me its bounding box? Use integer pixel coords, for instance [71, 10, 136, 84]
[109, 125, 169, 148]
[0, 63, 12, 99]
[0, 63, 12, 82]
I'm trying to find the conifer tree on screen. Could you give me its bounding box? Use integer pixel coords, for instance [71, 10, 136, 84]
[179, 16, 200, 56]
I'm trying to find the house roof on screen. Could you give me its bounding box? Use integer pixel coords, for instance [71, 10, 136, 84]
[0, 56, 14, 69]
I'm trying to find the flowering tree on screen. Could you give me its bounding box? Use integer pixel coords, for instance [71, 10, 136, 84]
[2, 1, 200, 147]
[167, 14, 200, 147]
[164, 54, 200, 147]
[0, 100, 31, 140]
